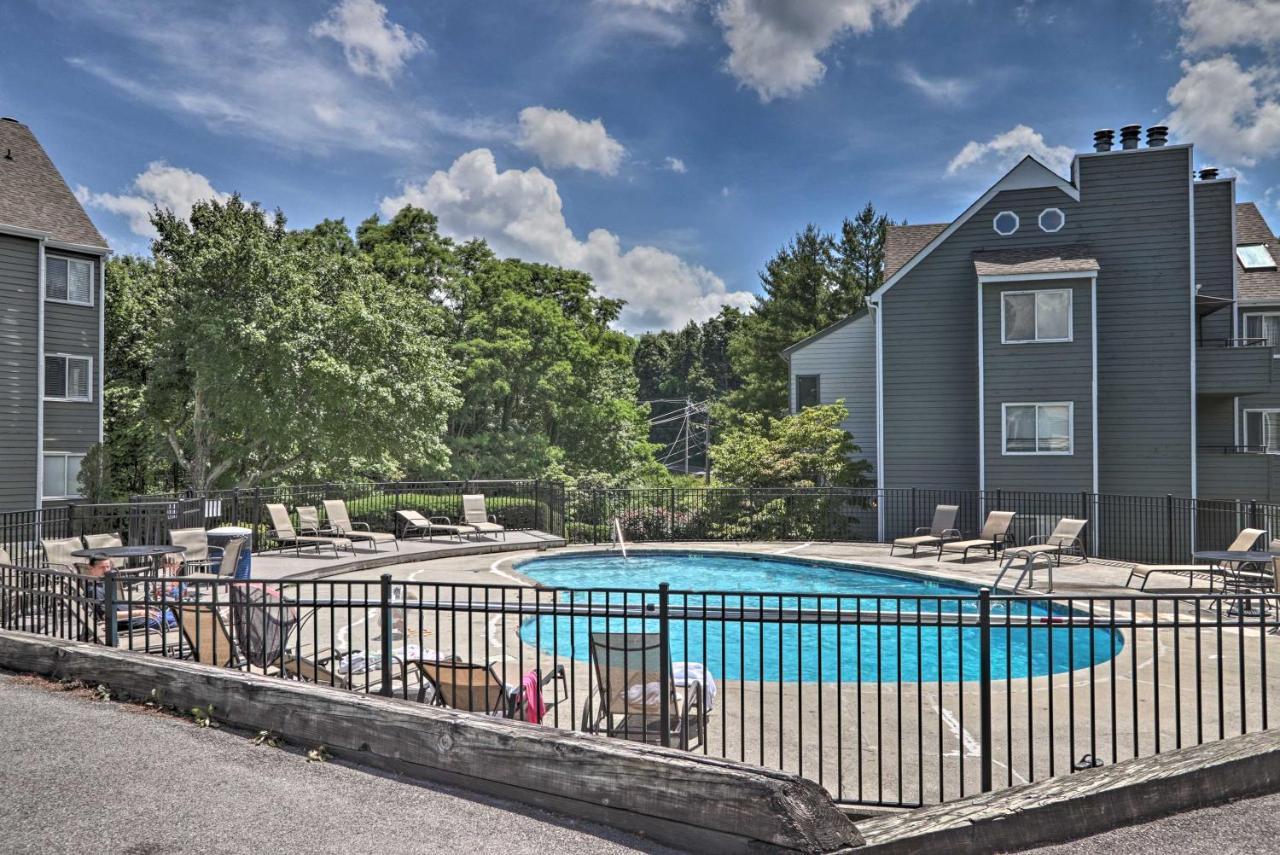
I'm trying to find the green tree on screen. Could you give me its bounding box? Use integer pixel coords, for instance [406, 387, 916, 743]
[726, 204, 891, 420]
[144, 196, 460, 490]
[709, 401, 871, 488]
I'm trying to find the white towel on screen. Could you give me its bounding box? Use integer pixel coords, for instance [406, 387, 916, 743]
[673, 661, 717, 712]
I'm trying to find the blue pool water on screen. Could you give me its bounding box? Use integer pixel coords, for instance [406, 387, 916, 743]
[515, 552, 1123, 683]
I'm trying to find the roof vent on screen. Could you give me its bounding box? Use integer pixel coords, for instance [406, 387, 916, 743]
[1093, 129, 1115, 152]
[1199, 167, 1219, 181]
[1146, 125, 1169, 147]
[0, 117, 17, 124]
[2, 149, 11, 161]
[1120, 125, 1142, 150]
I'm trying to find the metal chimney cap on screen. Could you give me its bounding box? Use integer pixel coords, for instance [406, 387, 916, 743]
[1198, 167, 1220, 180]
[1093, 129, 1115, 152]
[1120, 124, 1142, 150]
[1146, 125, 1169, 147]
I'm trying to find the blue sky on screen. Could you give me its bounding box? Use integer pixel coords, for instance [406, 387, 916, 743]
[4, 0, 1279, 329]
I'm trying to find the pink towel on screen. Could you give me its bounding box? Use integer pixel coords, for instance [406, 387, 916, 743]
[521, 670, 547, 724]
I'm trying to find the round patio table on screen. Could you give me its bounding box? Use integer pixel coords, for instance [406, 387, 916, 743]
[72, 544, 186, 573]
[1191, 550, 1276, 615]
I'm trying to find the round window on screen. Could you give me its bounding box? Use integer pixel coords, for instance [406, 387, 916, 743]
[993, 211, 1019, 236]
[1039, 208, 1065, 233]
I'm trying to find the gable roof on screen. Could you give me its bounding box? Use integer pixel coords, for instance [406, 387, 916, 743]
[0, 117, 108, 250]
[868, 155, 1080, 305]
[780, 308, 869, 359]
[1236, 202, 1280, 304]
[884, 223, 947, 279]
[972, 244, 1099, 278]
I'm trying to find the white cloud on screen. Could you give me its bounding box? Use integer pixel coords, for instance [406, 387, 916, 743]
[76, 161, 230, 238]
[946, 124, 1074, 177]
[1165, 55, 1280, 167]
[57, 1, 489, 156]
[664, 156, 688, 173]
[1179, 0, 1280, 53]
[899, 65, 977, 104]
[516, 107, 626, 175]
[310, 0, 426, 83]
[713, 0, 919, 101]
[600, 0, 690, 10]
[379, 149, 754, 330]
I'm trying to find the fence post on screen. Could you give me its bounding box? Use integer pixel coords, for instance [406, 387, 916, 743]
[978, 586, 993, 793]
[253, 487, 263, 543]
[1251, 499, 1260, 531]
[103, 570, 119, 648]
[1166, 494, 1174, 564]
[67, 502, 79, 539]
[658, 582, 671, 748]
[1080, 491, 1089, 556]
[670, 487, 676, 542]
[379, 573, 394, 697]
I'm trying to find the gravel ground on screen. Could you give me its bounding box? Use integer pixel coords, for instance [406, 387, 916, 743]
[0, 672, 678, 855]
[1024, 790, 1280, 853]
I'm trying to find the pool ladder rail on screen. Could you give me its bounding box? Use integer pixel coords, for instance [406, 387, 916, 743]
[993, 549, 1056, 594]
[611, 517, 628, 560]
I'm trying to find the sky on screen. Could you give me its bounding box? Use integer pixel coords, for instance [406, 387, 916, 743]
[3, 0, 1280, 331]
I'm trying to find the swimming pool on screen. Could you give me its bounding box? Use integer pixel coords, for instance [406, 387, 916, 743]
[515, 551, 1124, 683]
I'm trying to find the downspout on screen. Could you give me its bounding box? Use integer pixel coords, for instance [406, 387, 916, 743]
[36, 238, 45, 506]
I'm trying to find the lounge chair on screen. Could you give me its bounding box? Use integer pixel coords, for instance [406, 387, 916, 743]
[82, 532, 127, 569]
[462, 494, 506, 540]
[66, 570, 183, 653]
[41, 536, 82, 572]
[175, 600, 241, 668]
[891, 504, 960, 557]
[581, 632, 705, 750]
[264, 504, 352, 557]
[1125, 528, 1269, 591]
[1004, 518, 1088, 566]
[396, 509, 476, 542]
[323, 499, 399, 552]
[169, 527, 219, 573]
[937, 511, 1016, 563]
[413, 659, 566, 722]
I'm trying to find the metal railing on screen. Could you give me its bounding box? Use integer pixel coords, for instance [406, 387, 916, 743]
[3, 562, 1278, 808]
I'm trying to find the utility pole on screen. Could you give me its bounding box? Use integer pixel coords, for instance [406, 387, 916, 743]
[683, 397, 691, 474]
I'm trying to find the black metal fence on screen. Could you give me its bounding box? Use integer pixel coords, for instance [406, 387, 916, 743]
[2, 562, 1277, 808]
[2, 482, 1278, 569]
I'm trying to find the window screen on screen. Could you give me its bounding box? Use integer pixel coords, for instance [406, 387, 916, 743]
[795, 375, 820, 410]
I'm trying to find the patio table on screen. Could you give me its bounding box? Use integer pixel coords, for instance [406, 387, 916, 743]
[72, 544, 186, 573]
[1192, 549, 1276, 615]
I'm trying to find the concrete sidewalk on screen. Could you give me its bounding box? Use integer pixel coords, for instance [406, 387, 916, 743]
[0, 672, 676, 855]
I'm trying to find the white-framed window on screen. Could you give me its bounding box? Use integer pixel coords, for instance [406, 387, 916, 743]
[1002, 402, 1073, 455]
[44, 354, 93, 402]
[795, 374, 820, 410]
[1243, 410, 1280, 453]
[1001, 289, 1072, 343]
[1038, 208, 1065, 233]
[993, 211, 1019, 236]
[42, 452, 85, 499]
[45, 255, 94, 306]
[1238, 244, 1276, 271]
[1243, 313, 1280, 353]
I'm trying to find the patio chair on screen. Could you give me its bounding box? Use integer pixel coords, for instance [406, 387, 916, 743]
[462, 494, 506, 540]
[413, 659, 567, 723]
[175, 599, 241, 668]
[323, 499, 398, 553]
[937, 511, 1016, 563]
[182, 537, 244, 581]
[82, 532, 127, 569]
[396, 509, 476, 542]
[169, 527, 219, 573]
[890, 504, 960, 557]
[264, 504, 352, 557]
[581, 632, 705, 750]
[1125, 528, 1269, 591]
[1004, 518, 1088, 566]
[66, 570, 183, 653]
[40, 536, 82, 572]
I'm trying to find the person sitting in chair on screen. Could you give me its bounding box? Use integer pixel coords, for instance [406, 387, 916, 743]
[83, 553, 178, 629]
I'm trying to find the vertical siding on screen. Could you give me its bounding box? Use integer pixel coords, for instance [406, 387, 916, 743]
[1081, 147, 1194, 496]
[42, 251, 101, 454]
[982, 278, 1094, 491]
[881, 184, 1087, 489]
[787, 313, 877, 475]
[0, 234, 39, 510]
[1195, 181, 1235, 343]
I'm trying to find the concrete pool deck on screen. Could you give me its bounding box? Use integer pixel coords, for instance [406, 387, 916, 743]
[157, 541, 1280, 810]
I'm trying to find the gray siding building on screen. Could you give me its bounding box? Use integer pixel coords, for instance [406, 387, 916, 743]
[0, 117, 109, 511]
[785, 125, 1280, 526]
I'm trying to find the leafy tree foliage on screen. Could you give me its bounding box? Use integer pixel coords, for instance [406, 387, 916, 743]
[708, 402, 872, 488]
[726, 203, 890, 419]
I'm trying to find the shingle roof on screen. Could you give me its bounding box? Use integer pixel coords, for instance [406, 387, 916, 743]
[883, 223, 947, 279]
[0, 117, 108, 249]
[972, 244, 1099, 277]
[1236, 202, 1280, 304]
